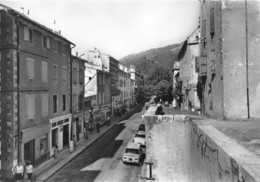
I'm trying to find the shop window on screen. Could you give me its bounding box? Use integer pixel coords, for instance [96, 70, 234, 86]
[40, 137, 47, 155]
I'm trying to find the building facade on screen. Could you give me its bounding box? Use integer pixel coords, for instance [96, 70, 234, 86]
[197, 0, 260, 119]
[0, 4, 73, 180]
[109, 57, 120, 116]
[71, 55, 85, 141]
[179, 29, 200, 112]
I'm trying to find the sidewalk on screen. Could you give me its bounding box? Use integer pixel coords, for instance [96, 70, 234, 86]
[34, 114, 124, 182]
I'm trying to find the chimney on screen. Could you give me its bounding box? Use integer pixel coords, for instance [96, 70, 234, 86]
[58, 30, 61, 34]
[76, 52, 78, 57]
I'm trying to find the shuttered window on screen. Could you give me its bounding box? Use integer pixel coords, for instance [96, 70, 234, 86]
[27, 58, 34, 80]
[52, 64, 58, 82]
[41, 94, 48, 116]
[53, 95, 57, 113]
[27, 95, 35, 119]
[62, 66, 67, 82]
[42, 62, 48, 82]
[73, 68, 77, 84]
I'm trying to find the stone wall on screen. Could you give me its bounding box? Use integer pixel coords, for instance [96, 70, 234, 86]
[142, 107, 260, 182]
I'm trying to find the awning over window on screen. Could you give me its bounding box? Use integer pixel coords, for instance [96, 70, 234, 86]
[22, 122, 51, 143]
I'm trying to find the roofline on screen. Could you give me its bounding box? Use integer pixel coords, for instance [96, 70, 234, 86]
[0, 3, 75, 46]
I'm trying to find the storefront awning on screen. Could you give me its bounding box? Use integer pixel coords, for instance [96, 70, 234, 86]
[22, 122, 51, 143]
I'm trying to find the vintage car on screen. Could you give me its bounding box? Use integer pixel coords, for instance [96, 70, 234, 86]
[122, 143, 143, 166]
[133, 130, 146, 148]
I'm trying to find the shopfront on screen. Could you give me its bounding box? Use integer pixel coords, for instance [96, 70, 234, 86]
[49, 114, 71, 156]
[72, 113, 83, 141]
[21, 122, 50, 166]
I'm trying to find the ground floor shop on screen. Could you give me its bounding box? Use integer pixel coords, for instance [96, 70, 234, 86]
[72, 113, 84, 141]
[21, 122, 51, 167]
[49, 114, 71, 156]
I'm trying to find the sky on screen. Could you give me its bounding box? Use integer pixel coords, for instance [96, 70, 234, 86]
[1, 0, 200, 60]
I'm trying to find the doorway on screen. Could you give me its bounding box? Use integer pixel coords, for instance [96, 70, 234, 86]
[63, 124, 69, 148]
[24, 140, 35, 165]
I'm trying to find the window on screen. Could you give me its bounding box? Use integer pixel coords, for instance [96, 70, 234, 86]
[72, 94, 77, 112]
[102, 92, 105, 104]
[202, 19, 207, 47]
[79, 69, 84, 84]
[52, 64, 58, 82]
[27, 58, 34, 80]
[62, 94, 66, 111]
[73, 68, 77, 84]
[52, 39, 57, 53]
[53, 95, 57, 113]
[57, 41, 62, 54]
[24, 26, 33, 43]
[78, 95, 83, 110]
[62, 44, 67, 56]
[210, 8, 215, 38]
[27, 95, 35, 119]
[62, 66, 67, 82]
[42, 62, 48, 82]
[43, 36, 51, 49]
[41, 94, 48, 116]
[40, 136, 47, 155]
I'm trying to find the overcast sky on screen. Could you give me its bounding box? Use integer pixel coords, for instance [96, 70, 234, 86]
[2, 0, 200, 60]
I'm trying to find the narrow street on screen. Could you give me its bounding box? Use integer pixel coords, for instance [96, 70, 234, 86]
[46, 109, 146, 182]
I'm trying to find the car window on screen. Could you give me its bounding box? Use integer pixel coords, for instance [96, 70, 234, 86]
[139, 125, 145, 131]
[135, 134, 145, 138]
[125, 148, 140, 154]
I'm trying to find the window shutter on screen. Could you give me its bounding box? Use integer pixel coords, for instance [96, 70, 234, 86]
[210, 8, 215, 34]
[41, 94, 48, 116]
[27, 95, 35, 119]
[24, 26, 29, 41]
[62, 67, 67, 82]
[42, 62, 48, 82]
[27, 58, 34, 80]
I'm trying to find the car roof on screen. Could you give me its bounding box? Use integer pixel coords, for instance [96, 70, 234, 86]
[126, 142, 141, 150]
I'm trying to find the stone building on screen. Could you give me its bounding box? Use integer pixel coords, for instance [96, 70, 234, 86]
[71, 55, 85, 141]
[197, 0, 260, 119]
[0, 4, 74, 180]
[178, 29, 200, 112]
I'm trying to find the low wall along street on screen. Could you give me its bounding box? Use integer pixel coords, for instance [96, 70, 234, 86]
[141, 106, 260, 182]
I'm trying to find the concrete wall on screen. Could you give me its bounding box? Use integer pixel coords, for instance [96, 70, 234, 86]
[142, 107, 260, 182]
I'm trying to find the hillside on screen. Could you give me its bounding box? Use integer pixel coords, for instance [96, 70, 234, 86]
[120, 44, 182, 77]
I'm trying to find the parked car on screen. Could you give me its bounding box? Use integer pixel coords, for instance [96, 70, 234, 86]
[137, 123, 145, 132]
[133, 130, 146, 148]
[122, 143, 143, 166]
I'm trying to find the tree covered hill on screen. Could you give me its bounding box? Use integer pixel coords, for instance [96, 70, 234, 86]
[120, 44, 181, 76]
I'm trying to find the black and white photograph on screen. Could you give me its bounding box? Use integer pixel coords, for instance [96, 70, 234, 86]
[1, 0, 260, 181]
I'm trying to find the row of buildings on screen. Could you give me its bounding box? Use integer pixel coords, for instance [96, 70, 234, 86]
[172, 0, 260, 120]
[0, 4, 143, 180]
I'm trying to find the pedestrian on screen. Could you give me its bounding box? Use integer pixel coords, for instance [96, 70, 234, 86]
[96, 121, 100, 133]
[107, 116, 110, 126]
[16, 162, 24, 182]
[25, 161, 33, 182]
[53, 145, 60, 164]
[12, 162, 18, 181]
[72, 135, 77, 148]
[84, 127, 88, 139]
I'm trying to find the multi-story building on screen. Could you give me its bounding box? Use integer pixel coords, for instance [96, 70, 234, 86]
[0, 4, 74, 180]
[178, 29, 200, 112]
[109, 57, 120, 116]
[197, 0, 260, 119]
[129, 65, 136, 105]
[88, 49, 111, 124]
[118, 64, 132, 109]
[71, 55, 85, 141]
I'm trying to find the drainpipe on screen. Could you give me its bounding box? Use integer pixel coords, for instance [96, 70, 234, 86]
[245, 0, 250, 119]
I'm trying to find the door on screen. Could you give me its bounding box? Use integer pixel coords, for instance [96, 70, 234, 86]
[52, 128, 58, 148]
[24, 139, 35, 166]
[63, 124, 69, 148]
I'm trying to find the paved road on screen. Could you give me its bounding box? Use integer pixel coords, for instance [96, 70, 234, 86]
[46, 110, 145, 182]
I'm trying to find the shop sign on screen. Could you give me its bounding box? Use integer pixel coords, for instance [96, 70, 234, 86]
[60, 125, 63, 132]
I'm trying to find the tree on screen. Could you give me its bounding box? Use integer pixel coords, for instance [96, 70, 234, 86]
[143, 65, 173, 101]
